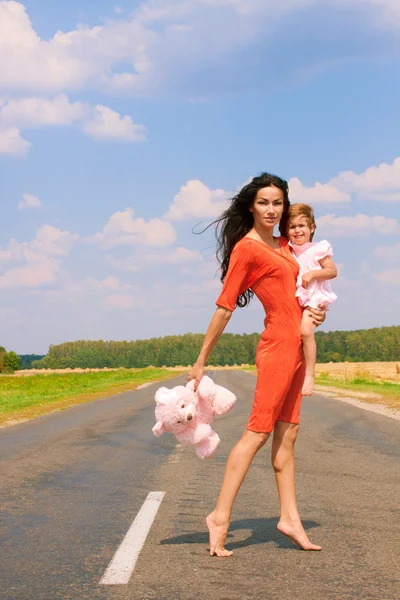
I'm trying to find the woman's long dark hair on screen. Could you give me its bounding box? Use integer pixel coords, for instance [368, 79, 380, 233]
[213, 172, 290, 307]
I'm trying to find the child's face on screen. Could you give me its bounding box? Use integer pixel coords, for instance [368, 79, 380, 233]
[287, 215, 315, 245]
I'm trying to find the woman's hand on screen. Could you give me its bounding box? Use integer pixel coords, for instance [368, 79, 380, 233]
[187, 361, 205, 391]
[307, 304, 327, 326]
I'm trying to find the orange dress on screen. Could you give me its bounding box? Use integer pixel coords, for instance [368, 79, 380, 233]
[216, 236, 305, 433]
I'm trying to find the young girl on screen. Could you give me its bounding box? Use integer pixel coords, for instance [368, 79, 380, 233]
[287, 203, 337, 396]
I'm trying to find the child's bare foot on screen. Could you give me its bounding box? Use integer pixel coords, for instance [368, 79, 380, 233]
[206, 512, 232, 557]
[277, 519, 322, 551]
[302, 374, 314, 396]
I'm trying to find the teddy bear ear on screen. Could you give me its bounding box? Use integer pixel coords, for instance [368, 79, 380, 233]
[152, 421, 164, 437]
[155, 387, 170, 405]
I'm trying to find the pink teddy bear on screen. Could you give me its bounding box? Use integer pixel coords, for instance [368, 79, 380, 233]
[152, 375, 236, 459]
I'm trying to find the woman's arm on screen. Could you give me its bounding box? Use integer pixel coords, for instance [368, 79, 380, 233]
[302, 256, 337, 289]
[187, 306, 232, 389]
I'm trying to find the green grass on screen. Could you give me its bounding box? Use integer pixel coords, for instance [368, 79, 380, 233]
[315, 372, 400, 409]
[239, 365, 400, 410]
[2, 365, 398, 427]
[0, 368, 183, 425]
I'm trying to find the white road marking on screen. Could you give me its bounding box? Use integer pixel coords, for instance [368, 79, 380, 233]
[167, 443, 185, 464]
[137, 382, 155, 389]
[99, 491, 165, 585]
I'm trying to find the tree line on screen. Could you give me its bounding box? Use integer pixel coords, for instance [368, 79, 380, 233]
[24, 325, 399, 370]
[0, 346, 21, 373]
[29, 334, 258, 369]
[316, 326, 400, 363]
[19, 354, 45, 369]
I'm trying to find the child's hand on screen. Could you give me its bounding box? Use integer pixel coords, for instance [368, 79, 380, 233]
[302, 271, 315, 288]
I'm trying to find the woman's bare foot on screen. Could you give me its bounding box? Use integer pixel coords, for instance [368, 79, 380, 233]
[302, 374, 314, 396]
[277, 519, 322, 551]
[206, 512, 233, 557]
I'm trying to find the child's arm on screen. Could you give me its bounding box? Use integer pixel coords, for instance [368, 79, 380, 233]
[302, 256, 337, 289]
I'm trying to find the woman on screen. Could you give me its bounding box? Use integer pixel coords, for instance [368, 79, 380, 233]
[187, 172, 326, 557]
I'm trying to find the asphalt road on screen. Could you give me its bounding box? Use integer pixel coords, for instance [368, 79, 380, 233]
[0, 371, 399, 600]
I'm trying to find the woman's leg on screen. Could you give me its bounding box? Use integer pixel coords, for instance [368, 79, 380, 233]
[301, 308, 317, 396]
[272, 421, 321, 550]
[206, 429, 269, 557]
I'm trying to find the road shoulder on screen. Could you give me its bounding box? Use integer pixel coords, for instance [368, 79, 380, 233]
[314, 384, 400, 421]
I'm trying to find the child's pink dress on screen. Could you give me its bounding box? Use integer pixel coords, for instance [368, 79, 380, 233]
[291, 240, 337, 309]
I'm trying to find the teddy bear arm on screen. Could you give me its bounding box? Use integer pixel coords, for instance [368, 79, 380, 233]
[152, 421, 164, 436]
[212, 386, 237, 415]
[195, 430, 220, 459]
[176, 423, 212, 445]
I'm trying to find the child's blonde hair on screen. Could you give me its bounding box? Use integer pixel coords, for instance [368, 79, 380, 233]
[288, 203, 316, 241]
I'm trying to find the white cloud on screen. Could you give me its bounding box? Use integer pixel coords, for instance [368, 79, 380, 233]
[0, 94, 85, 128]
[106, 255, 141, 273]
[0, 253, 60, 290]
[142, 277, 222, 313]
[108, 246, 203, 271]
[0, 225, 78, 289]
[288, 156, 400, 204]
[165, 157, 400, 225]
[0, 95, 146, 154]
[316, 213, 400, 237]
[91, 207, 176, 249]
[29, 275, 138, 308]
[373, 269, 400, 286]
[165, 180, 230, 221]
[164, 160, 400, 226]
[373, 242, 400, 262]
[145, 246, 203, 264]
[81, 105, 146, 142]
[174, 278, 221, 307]
[0, 2, 97, 92]
[18, 193, 42, 210]
[0, 238, 23, 262]
[0, 226, 78, 262]
[101, 294, 140, 310]
[329, 157, 400, 202]
[2, 1, 398, 97]
[82, 275, 132, 292]
[0, 127, 30, 156]
[29, 225, 78, 257]
[180, 258, 217, 277]
[178, 279, 221, 295]
[289, 177, 351, 204]
[0, 1, 155, 94]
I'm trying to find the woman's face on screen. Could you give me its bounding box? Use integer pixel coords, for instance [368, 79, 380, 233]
[249, 186, 285, 230]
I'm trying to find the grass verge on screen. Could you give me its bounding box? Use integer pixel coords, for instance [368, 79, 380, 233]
[315, 373, 400, 410]
[240, 366, 400, 410]
[0, 368, 184, 427]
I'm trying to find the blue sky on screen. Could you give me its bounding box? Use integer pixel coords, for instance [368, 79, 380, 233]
[1, 0, 399, 354]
